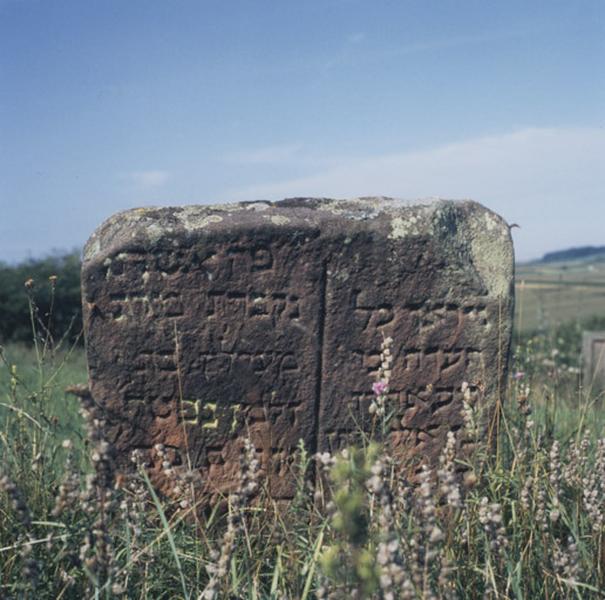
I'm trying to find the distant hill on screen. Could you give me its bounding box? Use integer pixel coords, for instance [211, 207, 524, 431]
[539, 246, 605, 264]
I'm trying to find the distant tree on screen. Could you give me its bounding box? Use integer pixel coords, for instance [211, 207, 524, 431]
[0, 251, 82, 345]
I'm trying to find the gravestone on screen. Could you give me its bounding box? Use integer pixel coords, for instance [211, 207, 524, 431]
[582, 331, 605, 396]
[82, 197, 514, 499]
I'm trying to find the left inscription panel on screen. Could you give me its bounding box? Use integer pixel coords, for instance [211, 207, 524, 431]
[83, 227, 322, 499]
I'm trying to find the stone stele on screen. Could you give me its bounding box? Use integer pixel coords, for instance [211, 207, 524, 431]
[82, 197, 514, 500]
[582, 331, 605, 396]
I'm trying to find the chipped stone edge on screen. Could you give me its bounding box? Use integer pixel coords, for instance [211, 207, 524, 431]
[464, 204, 515, 300]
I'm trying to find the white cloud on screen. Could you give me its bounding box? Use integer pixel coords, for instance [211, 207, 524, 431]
[322, 27, 535, 73]
[128, 170, 171, 188]
[226, 127, 605, 261]
[380, 27, 536, 59]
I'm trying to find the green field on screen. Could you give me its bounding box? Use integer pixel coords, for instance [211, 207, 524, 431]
[0, 342, 87, 440]
[515, 257, 605, 333]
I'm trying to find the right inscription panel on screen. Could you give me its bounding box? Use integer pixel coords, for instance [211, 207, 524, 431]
[319, 231, 503, 469]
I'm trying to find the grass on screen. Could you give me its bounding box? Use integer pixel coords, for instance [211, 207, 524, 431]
[1, 295, 605, 598]
[516, 257, 605, 333]
[0, 342, 87, 434]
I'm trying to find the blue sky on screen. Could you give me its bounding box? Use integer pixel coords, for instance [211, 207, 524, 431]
[1, 0, 603, 262]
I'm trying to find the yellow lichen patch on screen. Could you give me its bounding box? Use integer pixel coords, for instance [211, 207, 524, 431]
[269, 215, 291, 226]
[199, 215, 223, 228]
[231, 404, 241, 433]
[484, 212, 501, 232]
[389, 215, 419, 239]
[202, 402, 219, 429]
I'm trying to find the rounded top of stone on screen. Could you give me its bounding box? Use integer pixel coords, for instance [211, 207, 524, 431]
[82, 197, 513, 297]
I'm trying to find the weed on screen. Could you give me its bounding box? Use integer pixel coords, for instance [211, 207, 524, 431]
[1, 282, 605, 598]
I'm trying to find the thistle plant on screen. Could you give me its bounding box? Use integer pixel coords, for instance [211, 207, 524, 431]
[319, 444, 381, 599]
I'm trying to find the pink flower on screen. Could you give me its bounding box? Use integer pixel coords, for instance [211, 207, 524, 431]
[372, 380, 388, 396]
[513, 371, 525, 381]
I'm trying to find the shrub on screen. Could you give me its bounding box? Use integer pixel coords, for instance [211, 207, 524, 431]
[0, 251, 82, 344]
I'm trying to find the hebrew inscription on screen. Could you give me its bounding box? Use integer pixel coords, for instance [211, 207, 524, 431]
[82, 198, 514, 500]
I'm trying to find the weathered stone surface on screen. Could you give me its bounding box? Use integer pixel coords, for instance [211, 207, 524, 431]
[82, 197, 514, 499]
[582, 331, 605, 396]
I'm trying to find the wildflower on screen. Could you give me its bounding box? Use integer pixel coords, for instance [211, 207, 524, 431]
[520, 476, 532, 512]
[429, 526, 445, 543]
[582, 438, 605, 532]
[372, 380, 389, 396]
[548, 440, 562, 523]
[202, 438, 259, 599]
[411, 467, 443, 590]
[52, 444, 81, 518]
[553, 535, 581, 581]
[77, 392, 119, 589]
[0, 469, 39, 591]
[0, 469, 32, 529]
[463, 471, 478, 488]
[369, 454, 410, 599]
[315, 451, 334, 469]
[478, 497, 508, 555]
[438, 431, 462, 508]
[370, 336, 394, 419]
[535, 485, 548, 532]
[461, 393, 479, 440]
[513, 371, 525, 380]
